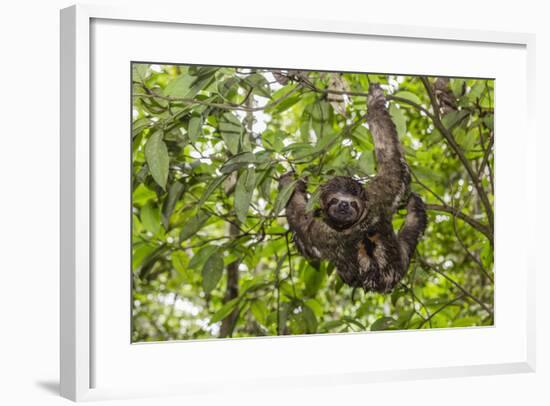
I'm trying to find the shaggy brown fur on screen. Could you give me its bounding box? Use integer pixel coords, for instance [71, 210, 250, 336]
[280, 84, 427, 293]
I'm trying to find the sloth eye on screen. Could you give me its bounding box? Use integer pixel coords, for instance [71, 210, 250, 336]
[329, 198, 338, 206]
[351, 201, 359, 211]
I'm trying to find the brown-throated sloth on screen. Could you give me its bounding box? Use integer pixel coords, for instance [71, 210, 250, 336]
[279, 83, 427, 293]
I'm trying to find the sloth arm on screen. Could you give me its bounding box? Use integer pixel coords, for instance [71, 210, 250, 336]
[280, 176, 328, 260]
[356, 85, 426, 292]
[366, 83, 411, 213]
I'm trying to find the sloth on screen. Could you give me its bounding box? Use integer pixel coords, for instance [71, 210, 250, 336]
[279, 83, 427, 293]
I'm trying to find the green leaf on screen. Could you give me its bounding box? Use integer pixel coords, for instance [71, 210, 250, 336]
[132, 117, 150, 138]
[217, 77, 241, 99]
[188, 116, 202, 141]
[220, 111, 242, 127]
[303, 264, 325, 297]
[162, 181, 185, 229]
[132, 242, 156, 271]
[315, 131, 339, 152]
[269, 95, 301, 115]
[442, 110, 469, 130]
[480, 240, 494, 270]
[197, 175, 228, 207]
[351, 125, 374, 151]
[251, 300, 268, 325]
[132, 63, 149, 82]
[450, 79, 466, 98]
[282, 143, 317, 160]
[370, 317, 398, 331]
[304, 299, 323, 318]
[179, 210, 210, 242]
[391, 288, 404, 306]
[482, 114, 494, 131]
[305, 188, 321, 213]
[389, 104, 407, 138]
[259, 169, 273, 200]
[468, 81, 484, 102]
[132, 184, 156, 206]
[341, 316, 365, 330]
[301, 305, 318, 333]
[244, 73, 271, 98]
[219, 112, 242, 154]
[188, 75, 216, 98]
[310, 100, 331, 138]
[358, 151, 375, 175]
[210, 297, 241, 323]
[273, 181, 296, 216]
[457, 128, 477, 152]
[164, 74, 195, 97]
[220, 152, 257, 174]
[414, 166, 443, 184]
[190, 66, 219, 77]
[234, 168, 256, 223]
[452, 317, 479, 327]
[144, 131, 169, 190]
[262, 131, 285, 152]
[311, 99, 330, 121]
[202, 251, 224, 293]
[140, 202, 161, 235]
[393, 91, 422, 105]
[320, 319, 345, 331]
[171, 250, 192, 280]
[189, 245, 218, 270]
[132, 213, 143, 235]
[277, 303, 290, 335]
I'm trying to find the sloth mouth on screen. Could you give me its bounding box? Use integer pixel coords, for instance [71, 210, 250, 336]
[327, 209, 361, 230]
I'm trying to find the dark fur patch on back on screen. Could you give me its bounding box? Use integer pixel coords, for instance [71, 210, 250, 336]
[363, 237, 375, 256]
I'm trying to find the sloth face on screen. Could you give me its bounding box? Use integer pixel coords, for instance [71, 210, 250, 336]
[320, 177, 366, 230]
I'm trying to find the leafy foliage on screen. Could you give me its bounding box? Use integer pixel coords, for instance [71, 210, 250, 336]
[131, 64, 494, 341]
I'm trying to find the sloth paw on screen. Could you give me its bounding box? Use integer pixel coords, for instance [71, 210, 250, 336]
[278, 172, 295, 187]
[279, 172, 307, 192]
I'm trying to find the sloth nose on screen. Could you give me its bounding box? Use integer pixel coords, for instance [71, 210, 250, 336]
[338, 201, 350, 210]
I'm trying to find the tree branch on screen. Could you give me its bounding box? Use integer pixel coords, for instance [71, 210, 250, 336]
[426, 203, 492, 240]
[134, 82, 303, 113]
[420, 77, 494, 235]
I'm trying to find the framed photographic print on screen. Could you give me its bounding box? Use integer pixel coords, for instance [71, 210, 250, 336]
[60, 4, 536, 402]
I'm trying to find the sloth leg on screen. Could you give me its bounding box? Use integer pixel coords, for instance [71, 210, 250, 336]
[358, 227, 405, 293]
[357, 195, 426, 293]
[397, 193, 428, 268]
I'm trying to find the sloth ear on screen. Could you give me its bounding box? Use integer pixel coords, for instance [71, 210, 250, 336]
[319, 193, 327, 210]
[319, 184, 329, 210]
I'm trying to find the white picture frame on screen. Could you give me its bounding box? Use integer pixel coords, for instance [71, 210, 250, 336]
[60, 3, 536, 402]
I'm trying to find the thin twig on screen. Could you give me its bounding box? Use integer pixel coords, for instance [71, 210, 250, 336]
[420, 77, 494, 234]
[411, 171, 447, 206]
[417, 295, 465, 329]
[477, 130, 494, 195]
[449, 191, 494, 284]
[284, 231, 298, 298]
[418, 258, 493, 317]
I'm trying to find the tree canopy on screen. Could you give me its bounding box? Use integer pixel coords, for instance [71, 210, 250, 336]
[131, 64, 494, 341]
